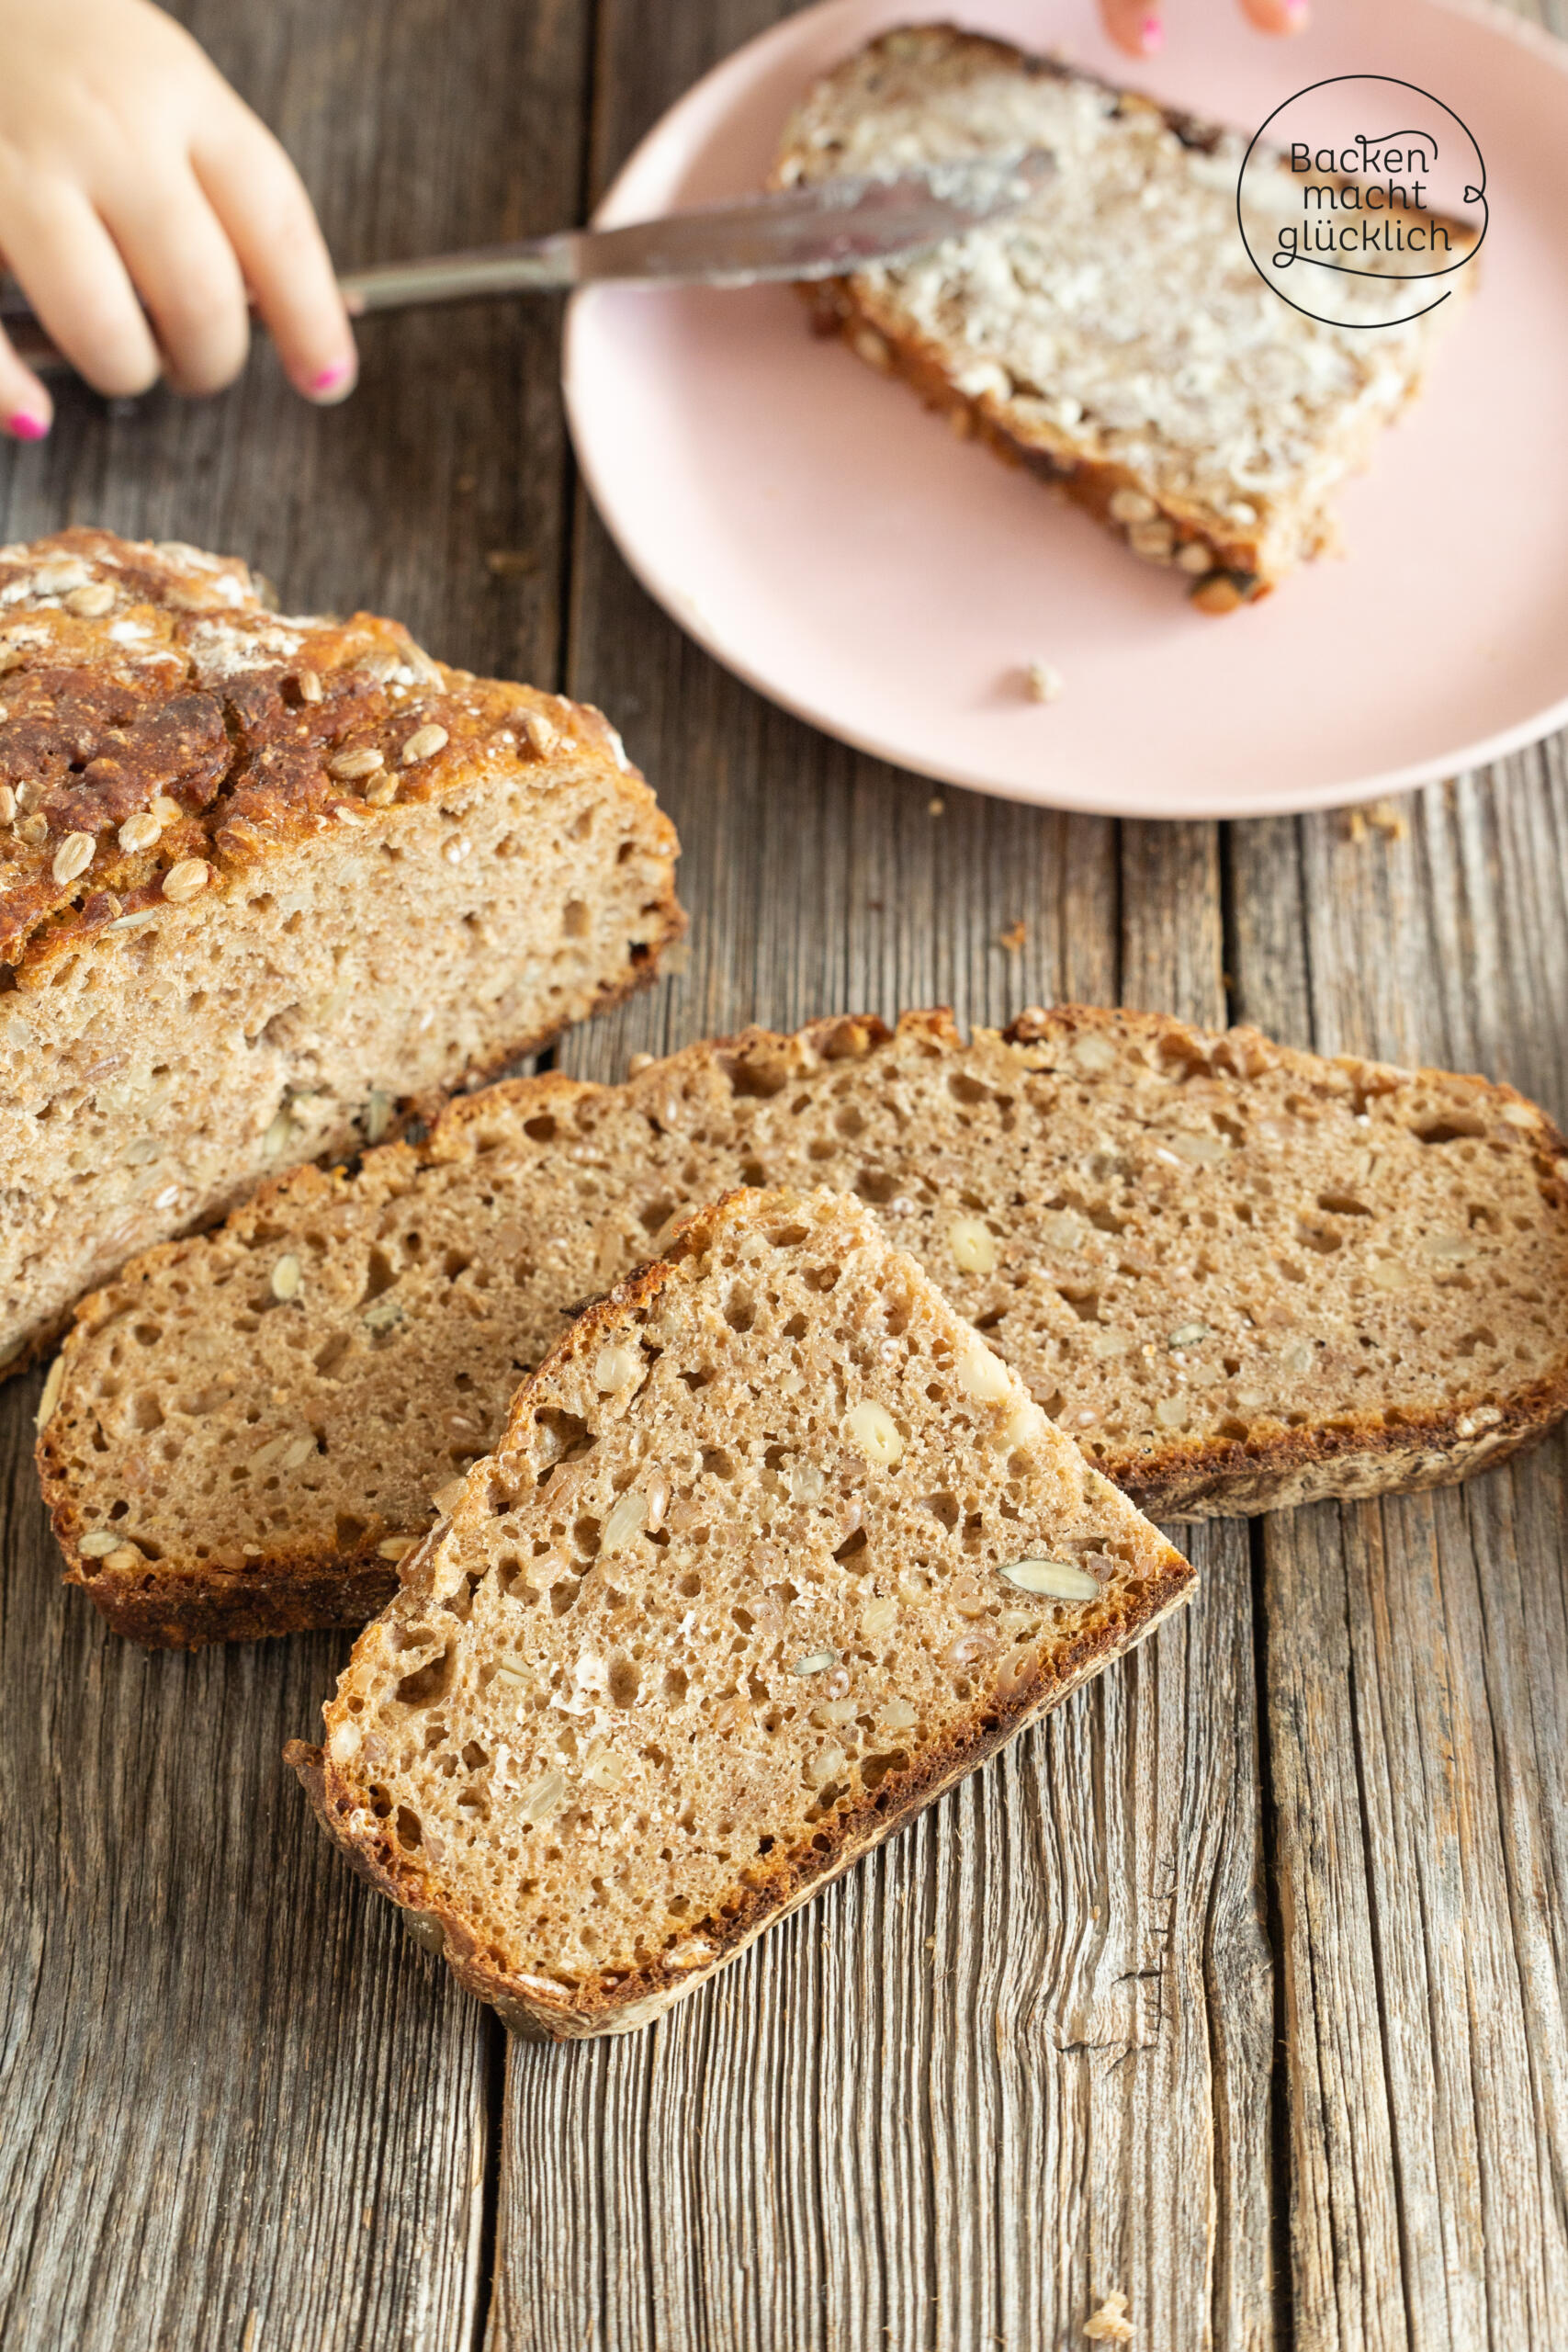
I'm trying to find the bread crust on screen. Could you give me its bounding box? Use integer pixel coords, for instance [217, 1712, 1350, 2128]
[288, 1188, 1196, 2039]
[42, 1002, 1568, 1645]
[0, 528, 682, 979]
[0, 526, 684, 1380]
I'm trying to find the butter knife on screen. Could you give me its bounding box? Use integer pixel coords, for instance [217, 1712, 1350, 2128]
[1, 152, 1054, 372]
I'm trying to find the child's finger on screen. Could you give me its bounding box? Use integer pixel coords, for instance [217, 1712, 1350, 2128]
[1239, 0, 1309, 29]
[1100, 0, 1304, 46]
[102, 166, 251, 396]
[1, 180, 161, 396]
[195, 117, 355, 403]
[0, 324, 53, 442]
[1100, 0, 1165, 56]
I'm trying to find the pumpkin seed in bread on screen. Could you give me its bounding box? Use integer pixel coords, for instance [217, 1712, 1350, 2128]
[288, 1186, 1195, 2039]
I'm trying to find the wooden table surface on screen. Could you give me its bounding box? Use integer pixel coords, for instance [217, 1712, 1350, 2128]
[4, 2, 1567, 2346]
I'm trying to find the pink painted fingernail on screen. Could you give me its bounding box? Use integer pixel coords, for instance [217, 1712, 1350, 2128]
[310, 358, 354, 396]
[1141, 14, 1165, 51]
[6, 410, 49, 441]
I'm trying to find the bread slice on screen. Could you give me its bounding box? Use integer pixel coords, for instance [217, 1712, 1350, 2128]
[40, 1007, 1568, 1647]
[286, 1185, 1195, 2038]
[772, 26, 1478, 606]
[0, 526, 682, 1377]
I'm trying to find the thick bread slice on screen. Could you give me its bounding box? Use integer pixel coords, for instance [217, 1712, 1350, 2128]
[40, 1006, 1568, 1647]
[287, 1186, 1195, 2039]
[773, 26, 1478, 605]
[0, 527, 682, 1375]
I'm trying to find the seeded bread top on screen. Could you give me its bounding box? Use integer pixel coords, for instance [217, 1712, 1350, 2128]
[0, 528, 644, 980]
[774, 27, 1477, 558]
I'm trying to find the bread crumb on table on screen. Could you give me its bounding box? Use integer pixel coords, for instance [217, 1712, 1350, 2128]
[1343, 798, 1410, 844]
[1083, 2288, 1134, 2341]
[1024, 659, 1063, 704]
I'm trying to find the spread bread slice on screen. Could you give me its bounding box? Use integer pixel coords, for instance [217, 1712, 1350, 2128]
[0, 526, 682, 1377]
[773, 26, 1478, 606]
[39, 1007, 1568, 1647]
[286, 1185, 1195, 2039]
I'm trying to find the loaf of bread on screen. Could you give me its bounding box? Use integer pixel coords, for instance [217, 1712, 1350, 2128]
[39, 1007, 1568, 1646]
[773, 27, 1478, 606]
[0, 527, 682, 1376]
[287, 1186, 1195, 2038]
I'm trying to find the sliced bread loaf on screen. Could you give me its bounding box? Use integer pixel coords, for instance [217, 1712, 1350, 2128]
[287, 1185, 1195, 2039]
[0, 527, 682, 1377]
[773, 27, 1478, 606]
[39, 1007, 1568, 1647]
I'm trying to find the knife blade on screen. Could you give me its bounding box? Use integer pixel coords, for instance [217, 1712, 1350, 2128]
[0, 152, 1053, 372]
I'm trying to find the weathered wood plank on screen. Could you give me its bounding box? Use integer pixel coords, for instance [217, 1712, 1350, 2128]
[488, 12, 1281, 2310]
[0, 1384, 490, 2350]
[5, 0, 1563, 2345]
[491, 1520, 1275, 2352]
[0, 0, 597, 2341]
[1232, 750, 1568, 2351]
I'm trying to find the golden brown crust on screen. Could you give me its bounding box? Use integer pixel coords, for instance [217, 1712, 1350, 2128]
[3, 525, 683, 1408]
[88, 1559, 400, 1650]
[291, 1188, 1196, 2037]
[1119, 1382, 1555, 1519]
[0, 526, 681, 982]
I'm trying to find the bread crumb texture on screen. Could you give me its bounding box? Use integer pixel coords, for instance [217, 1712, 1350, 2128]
[299, 1187, 1193, 2036]
[41, 1007, 1568, 1646]
[0, 528, 682, 1373]
[773, 28, 1477, 592]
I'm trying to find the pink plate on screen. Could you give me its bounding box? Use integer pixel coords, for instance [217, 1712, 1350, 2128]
[563, 0, 1568, 817]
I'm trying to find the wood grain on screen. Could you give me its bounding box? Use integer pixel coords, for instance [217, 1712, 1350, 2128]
[1233, 745, 1568, 2351]
[0, 1392, 490, 2350]
[0, 0, 598, 2339]
[2, 0, 1566, 2346]
[486, 19, 1279, 2352]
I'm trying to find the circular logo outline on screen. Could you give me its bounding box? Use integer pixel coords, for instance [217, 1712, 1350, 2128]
[1235, 74, 1488, 331]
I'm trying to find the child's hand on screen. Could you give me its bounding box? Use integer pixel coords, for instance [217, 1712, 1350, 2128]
[0, 0, 355, 440]
[1100, 0, 1306, 60]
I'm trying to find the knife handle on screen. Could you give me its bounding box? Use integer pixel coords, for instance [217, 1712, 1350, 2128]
[0, 234, 580, 375]
[339, 235, 578, 311]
